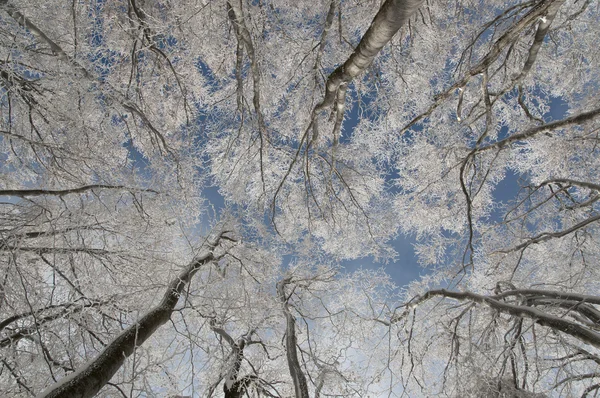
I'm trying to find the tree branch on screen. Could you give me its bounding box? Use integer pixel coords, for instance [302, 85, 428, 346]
[276, 278, 309, 398]
[1, 0, 174, 156]
[515, 0, 565, 80]
[402, 0, 559, 133]
[0, 185, 157, 198]
[408, 289, 600, 349]
[36, 232, 229, 398]
[498, 213, 600, 253]
[314, 0, 424, 115]
[475, 105, 600, 154]
[227, 0, 267, 194]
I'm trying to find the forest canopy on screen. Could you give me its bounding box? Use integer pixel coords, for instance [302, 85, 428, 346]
[0, 0, 599, 396]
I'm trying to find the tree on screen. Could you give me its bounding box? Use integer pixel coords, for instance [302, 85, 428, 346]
[1, 0, 599, 396]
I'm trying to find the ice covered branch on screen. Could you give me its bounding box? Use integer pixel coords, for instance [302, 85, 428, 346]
[36, 232, 230, 398]
[406, 289, 600, 349]
[277, 278, 309, 398]
[403, 0, 560, 132]
[0, 0, 174, 155]
[0, 185, 157, 198]
[227, 0, 267, 192]
[475, 105, 600, 153]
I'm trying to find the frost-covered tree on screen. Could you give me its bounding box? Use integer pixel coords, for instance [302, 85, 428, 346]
[1, 0, 599, 396]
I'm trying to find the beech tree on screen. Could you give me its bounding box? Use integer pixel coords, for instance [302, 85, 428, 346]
[1, 0, 599, 397]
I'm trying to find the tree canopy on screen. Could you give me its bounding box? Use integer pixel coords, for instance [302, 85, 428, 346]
[0, 0, 599, 396]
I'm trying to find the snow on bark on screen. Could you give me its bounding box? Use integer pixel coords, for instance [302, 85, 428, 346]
[277, 278, 310, 398]
[315, 0, 425, 113]
[408, 289, 600, 349]
[35, 234, 227, 398]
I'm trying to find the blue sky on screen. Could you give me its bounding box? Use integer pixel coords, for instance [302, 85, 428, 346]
[178, 81, 572, 290]
[337, 91, 571, 287]
[117, 40, 573, 290]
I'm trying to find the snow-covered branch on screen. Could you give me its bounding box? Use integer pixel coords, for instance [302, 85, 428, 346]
[407, 288, 600, 349]
[36, 232, 230, 398]
[277, 278, 309, 398]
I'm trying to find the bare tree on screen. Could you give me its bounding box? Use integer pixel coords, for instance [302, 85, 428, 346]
[1, 0, 598, 396]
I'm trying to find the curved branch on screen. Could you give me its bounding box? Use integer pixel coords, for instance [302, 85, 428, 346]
[537, 179, 600, 192]
[499, 213, 600, 253]
[0, 299, 107, 333]
[0, 0, 76, 65]
[409, 289, 600, 349]
[314, 0, 424, 114]
[402, 0, 560, 133]
[475, 105, 600, 154]
[493, 289, 600, 306]
[516, 0, 565, 79]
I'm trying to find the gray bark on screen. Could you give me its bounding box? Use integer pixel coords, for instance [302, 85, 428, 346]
[315, 0, 425, 113]
[517, 0, 565, 79]
[410, 289, 600, 349]
[0, 185, 156, 198]
[35, 234, 227, 398]
[277, 279, 309, 398]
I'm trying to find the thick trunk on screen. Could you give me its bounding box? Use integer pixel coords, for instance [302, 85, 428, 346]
[223, 345, 245, 398]
[315, 0, 424, 112]
[36, 235, 225, 398]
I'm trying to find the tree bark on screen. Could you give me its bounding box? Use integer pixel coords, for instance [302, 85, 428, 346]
[315, 0, 425, 113]
[409, 289, 600, 349]
[0, 185, 156, 198]
[36, 234, 227, 398]
[277, 279, 309, 398]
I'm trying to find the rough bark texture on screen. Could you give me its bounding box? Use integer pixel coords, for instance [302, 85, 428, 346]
[210, 320, 249, 398]
[223, 341, 245, 398]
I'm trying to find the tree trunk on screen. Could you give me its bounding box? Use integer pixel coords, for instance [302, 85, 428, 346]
[277, 279, 309, 398]
[36, 234, 226, 398]
[315, 0, 425, 112]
